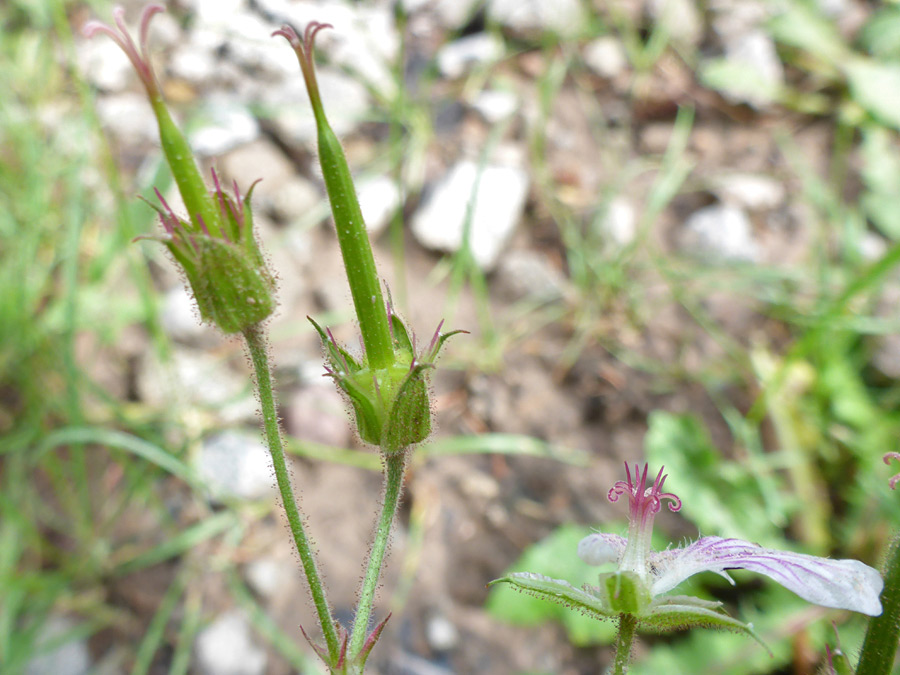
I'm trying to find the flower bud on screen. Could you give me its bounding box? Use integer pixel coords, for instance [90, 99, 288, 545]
[85, 5, 276, 333]
[310, 313, 463, 453]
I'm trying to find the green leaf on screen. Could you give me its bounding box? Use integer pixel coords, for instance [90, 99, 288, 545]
[845, 59, 900, 131]
[486, 524, 617, 646]
[768, 5, 848, 64]
[489, 573, 617, 623]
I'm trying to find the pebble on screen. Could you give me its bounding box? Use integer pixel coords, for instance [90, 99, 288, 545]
[265, 72, 369, 145]
[680, 203, 759, 262]
[426, 614, 460, 651]
[648, 0, 703, 48]
[78, 38, 134, 92]
[25, 616, 91, 675]
[195, 431, 276, 502]
[95, 93, 159, 143]
[437, 33, 505, 79]
[495, 250, 567, 302]
[270, 176, 322, 223]
[159, 285, 210, 344]
[583, 36, 629, 80]
[411, 160, 529, 270]
[711, 172, 785, 211]
[189, 97, 259, 157]
[357, 175, 402, 235]
[487, 0, 584, 36]
[599, 197, 637, 247]
[721, 30, 784, 108]
[170, 43, 217, 84]
[194, 611, 267, 675]
[244, 558, 291, 600]
[285, 384, 353, 448]
[471, 89, 519, 123]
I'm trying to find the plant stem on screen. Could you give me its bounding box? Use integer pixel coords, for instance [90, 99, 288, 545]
[612, 613, 637, 675]
[857, 534, 900, 675]
[243, 324, 340, 662]
[348, 452, 406, 662]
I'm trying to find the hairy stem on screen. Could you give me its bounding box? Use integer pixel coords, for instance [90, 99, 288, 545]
[857, 534, 900, 675]
[243, 324, 340, 661]
[348, 453, 406, 662]
[613, 613, 637, 675]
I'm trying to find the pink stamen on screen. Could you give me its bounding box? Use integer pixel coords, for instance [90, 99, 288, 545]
[608, 463, 682, 514]
[271, 25, 302, 50]
[83, 5, 164, 95]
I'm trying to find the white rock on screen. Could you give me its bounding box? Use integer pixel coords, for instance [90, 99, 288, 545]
[471, 89, 518, 123]
[495, 250, 567, 301]
[26, 616, 91, 675]
[426, 614, 459, 651]
[487, 0, 583, 36]
[583, 36, 629, 79]
[271, 176, 322, 222]
[600, 197, 636, 247]
[357, 175, 402, 235]
[160, 285, 207, 343]
[433, 0, 483, 29]
[681, 204, 759, 262]
[196, 432, 275, 502]
[78, 38, 134, 92]
[185, 0, 247, 23]
[170, 43, 217, 84]
[139, 349, 256, 423]
[412, 161, 529, 270]
[95, 93, 158, 143]
[195, 611, 267, 675]
[190, 98, 259, 157]
[711, 172, 785, 210]
[286, 384, 353, 448]
[859, 231, 888, 261]
[245, 558, 291, 600]
[221, 140, 295, 194]
[649, 0, 703, 47]
[437, 33, 505, 79]
[721, 30, 784, 108]
[265, 71, 369, 144]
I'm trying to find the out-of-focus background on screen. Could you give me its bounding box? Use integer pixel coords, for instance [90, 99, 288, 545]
[3, 0, 900, 673]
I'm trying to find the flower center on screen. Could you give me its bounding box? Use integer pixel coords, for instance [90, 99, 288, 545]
[610, 464, 682, 581]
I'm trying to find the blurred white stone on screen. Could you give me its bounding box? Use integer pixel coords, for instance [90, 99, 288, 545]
[437, 33, 505, 79]
[411, 160, 530, 270]
[711, 172, 785, 210]
[184, 0, 247, 23]
[139, 348, 256, 423]
[78, 38, 133, 92]
[583, 36, 628, 79]
[266, 71, 369, 144]
[471, 89, 518, 123]
[859, 231, 888, 261]
[170, 43, 217, 84]
[196, 432, 275, 502]
[495, 250, 567, 302]
[26, 616, 91, 675]
[681, 203, 759, 262]
[600, 197, 636, 247]
[649, 0, 703, 48]
[487, 0, 583, 36]
[271, 176, 321, 222]
[722, 30, 784, 108]
[96, 93, 158, 143]
[245, 558, 291, 600]
[160, 285, 207, 343]
[426, 614, 459, 651]
[357, 175, 402, 235]
[286, 384, 353, 448]
[190, 98, 259, 156]
[195, 611, 267, 675]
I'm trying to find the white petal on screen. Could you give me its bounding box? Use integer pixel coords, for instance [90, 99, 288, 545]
[649, 536, 884, 616]
[578, 533, 627, 566]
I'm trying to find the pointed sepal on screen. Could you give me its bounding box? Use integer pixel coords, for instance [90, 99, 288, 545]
[488, 573, 618, 623]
